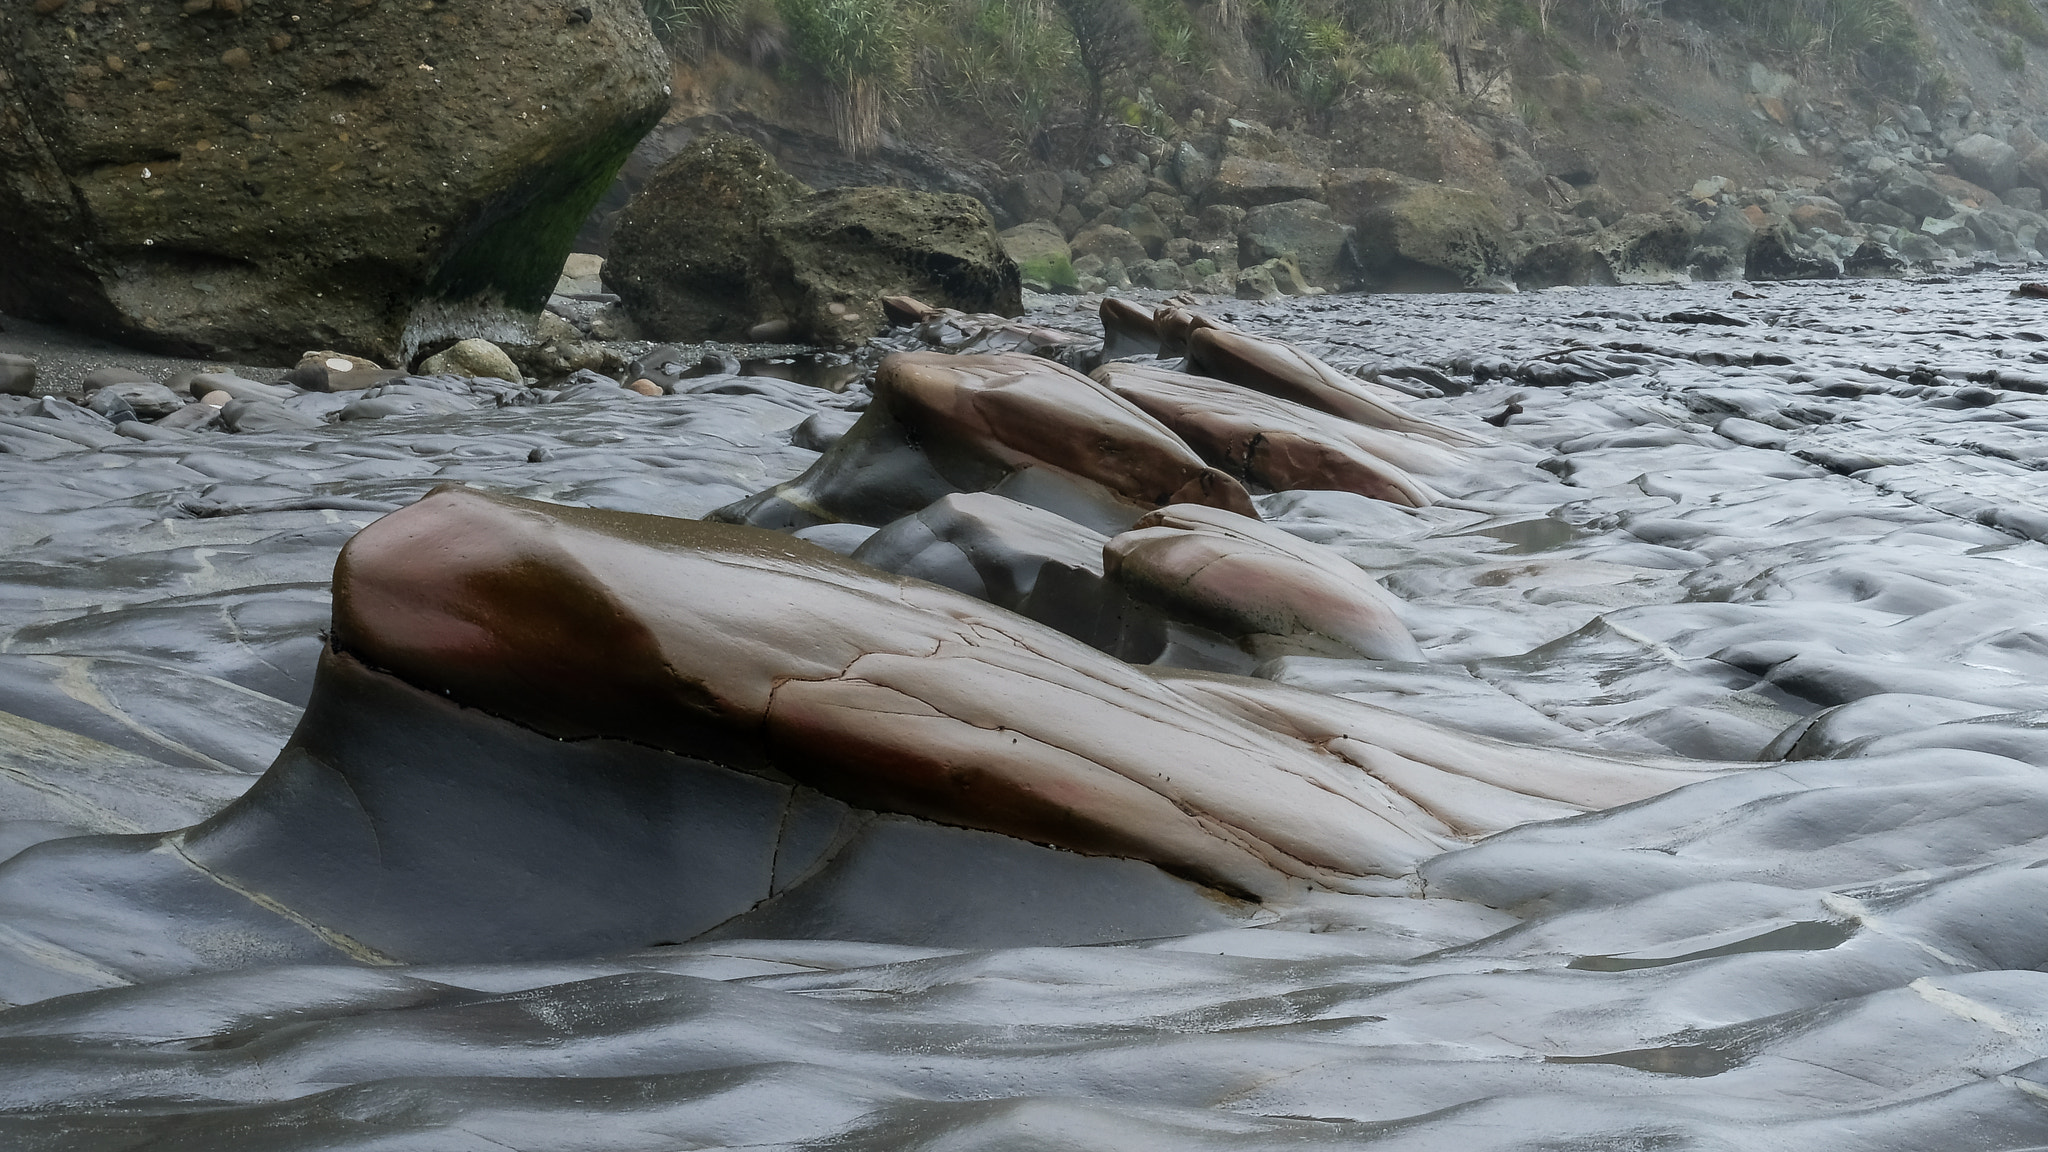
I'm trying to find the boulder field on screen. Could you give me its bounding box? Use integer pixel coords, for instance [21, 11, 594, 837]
[717, 88, 2048, 302]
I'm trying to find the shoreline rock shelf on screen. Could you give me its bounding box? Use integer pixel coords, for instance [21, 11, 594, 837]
[12, 278, 2048, 1147]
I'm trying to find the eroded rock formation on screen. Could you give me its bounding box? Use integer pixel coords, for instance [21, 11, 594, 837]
[1094, 361, 1452, 503]
[1106, 504, 1426, 663]
[1186, 327, 1493, 447]
[602, 133, 813, 342]
[715, 351, 1257, 532]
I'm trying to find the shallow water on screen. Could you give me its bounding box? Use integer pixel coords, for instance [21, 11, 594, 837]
[10, 277, 2048, 1149]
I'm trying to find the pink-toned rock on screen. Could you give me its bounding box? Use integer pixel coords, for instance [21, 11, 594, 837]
[333, 486, 1729, 902]
[1100, 297, 1160, 359]
[716, 351, 1257, 532]
[1095, 361, 1456, 504]
[1106, 503, 1425, 662]
[1186, 327, 1491, 446]
[1153, 304, 1233, 358]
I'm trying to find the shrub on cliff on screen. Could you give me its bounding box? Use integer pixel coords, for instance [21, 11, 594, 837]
[779, 0, 912, 157]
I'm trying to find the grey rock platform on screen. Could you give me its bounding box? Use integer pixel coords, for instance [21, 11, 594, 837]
[7, 281, 2048, 1149]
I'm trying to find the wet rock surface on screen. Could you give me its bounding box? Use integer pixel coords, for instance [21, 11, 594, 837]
[12, 276, 2048, 1147]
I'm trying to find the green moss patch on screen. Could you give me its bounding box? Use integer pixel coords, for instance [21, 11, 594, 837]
[427, 111, 664, 311]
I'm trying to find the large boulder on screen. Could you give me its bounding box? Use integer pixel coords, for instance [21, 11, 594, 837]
[1092, 163, 1150, 208]
[1345, 183, 1511, 292]
[1844, 239, 1907, 278]
[1745, 224, 1842, 281]
[603, 133, 813, 342]
[1323, 167, 1420, 221]
[0, 353, 35, 395]
[1699, 202, 1760, 252]
[999, 222, 1076, 292]
[1851, 198, 1917, 230]
[1170, 141, 1217, 197]
[2022, 146, 2048, 199]
[1243, 199, 1354, 289]
[610, 146, 1020, 345]
[1071, 223, 1150, 266]
[763, 187, 1021, 346]
[1950, 133, 2021, 194]
[1877, 173, 1955, 221]
[0, 0, 669, 364]
[997, 170, 1063, 224]
[1118, 204, 1173, 258]
[1516, 237, 1618, 289]
[1590, 211, 1701, 283]
[1202, 156, 1323, 209]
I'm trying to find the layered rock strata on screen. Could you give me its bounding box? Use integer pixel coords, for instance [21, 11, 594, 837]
[0, 483, 1728, 981]
[1094, 361, 1453, 503]
[715, 351, 1257, 532]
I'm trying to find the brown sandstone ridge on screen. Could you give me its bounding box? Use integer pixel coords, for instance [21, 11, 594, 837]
[329, 484, 1725, 900]
[0, 0, 670, 364]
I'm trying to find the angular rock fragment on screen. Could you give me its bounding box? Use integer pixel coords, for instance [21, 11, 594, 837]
[1094, 361, 1453, 503]
[716, 351, 1256, 532]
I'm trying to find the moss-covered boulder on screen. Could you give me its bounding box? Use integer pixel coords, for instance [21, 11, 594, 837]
[603, 134, 813, 342]
[764, 187, 1022, 345]
[1746, 225, 1842, 281]
[1345, 183, 1511, 292]
[1590, 211, 1701, 284]
[1243, 200, 1353, 290]
[1516, 237, 1619, 289]
[0, 0, 669, 364]
[1000, 223, 1077, 293]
